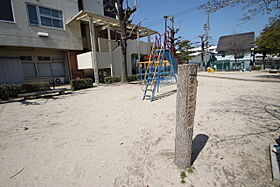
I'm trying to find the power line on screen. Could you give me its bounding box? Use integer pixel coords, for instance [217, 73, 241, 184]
[143, 6, 199, 27]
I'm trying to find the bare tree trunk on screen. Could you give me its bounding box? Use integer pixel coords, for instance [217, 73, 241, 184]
[175, 64, 198, 168]
[120, 20, 128, 83]
[116, 0, 136, 83]
[261, 53, 266, 70]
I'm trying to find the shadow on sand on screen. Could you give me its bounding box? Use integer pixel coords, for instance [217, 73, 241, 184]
[191, 134, 209, 164]
[256, 74, 280, 80]
[0, 92, 74, 105]
[152, 89, 177, 101]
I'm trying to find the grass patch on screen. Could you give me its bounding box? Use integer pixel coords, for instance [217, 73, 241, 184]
[180, 171, 187, 184]
[180, 166, 196, 184]
[187, 166, 196, 174]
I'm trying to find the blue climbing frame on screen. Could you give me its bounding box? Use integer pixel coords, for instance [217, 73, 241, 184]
[139, 49, 178, 101]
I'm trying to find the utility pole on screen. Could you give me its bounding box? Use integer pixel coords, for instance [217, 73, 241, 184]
[169, 16, 176, 56]
[199, 13, 210, 71]
[200, 35, 205, 71]
[204, 13, 210, 50]
[163, 16, 169, 48]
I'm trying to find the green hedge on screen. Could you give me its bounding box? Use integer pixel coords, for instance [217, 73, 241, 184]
[104, 76, 121, 84]
[252, 66, 261, 70]
[0, 82, 50, 100]
[104, 75, 138, 84]
[128, 75, 137, 82]
[70, 78, 93, 91]
[22, 82, 50, 93]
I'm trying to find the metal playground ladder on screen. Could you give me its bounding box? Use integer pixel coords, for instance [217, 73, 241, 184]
[141, 48, 178, 101]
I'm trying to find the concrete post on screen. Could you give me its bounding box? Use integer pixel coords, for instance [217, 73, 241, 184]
[175, 64, 198, 168]
[137, 31, 141, 62]
[107, 25, 114, 77]
[89, 19, 99, 85]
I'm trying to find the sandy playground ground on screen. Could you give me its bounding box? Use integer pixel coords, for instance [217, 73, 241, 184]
[0, 72, 280, 186]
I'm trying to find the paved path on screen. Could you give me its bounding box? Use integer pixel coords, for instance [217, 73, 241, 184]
[198, 71, 280, 83]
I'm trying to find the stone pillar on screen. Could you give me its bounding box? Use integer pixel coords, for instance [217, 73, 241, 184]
[175, 64, 198, 168]
[107, 25, 114, 77]
[89, 18, 99, 85]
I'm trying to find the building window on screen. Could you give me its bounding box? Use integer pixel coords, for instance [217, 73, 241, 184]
[0, 0, 14, 22]
[78, 0, 84, 11]
[27, 4, 39, 25]
[20, 56, 33, 61]
[51, 62, 66, 76]
[37, 63, 52, 77]
[22, 62, 37, 78]
[103, 0, 117, 18]
[26, 4, 63, 29]
[38, 56, 51, 61]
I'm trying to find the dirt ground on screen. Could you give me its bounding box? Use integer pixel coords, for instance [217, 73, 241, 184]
[0, 73, 280, 186]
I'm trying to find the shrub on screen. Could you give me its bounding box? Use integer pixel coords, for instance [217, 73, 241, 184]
[104, 75, 137, 84]
[0, 84, 21, 100]
[0, 82, 50, 100]
[252, 66, 261, 70]
[128, 75, 137, 82]
[70, 78, 93, 91]
[22, 82, 50, 93]
[104, 76, 121, 84]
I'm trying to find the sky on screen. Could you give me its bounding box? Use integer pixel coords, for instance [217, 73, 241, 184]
[132, 0, 278, 46]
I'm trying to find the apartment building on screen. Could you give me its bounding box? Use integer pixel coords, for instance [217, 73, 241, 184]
[0, 0, 82, 84]
[0, 0, 157, 84]
[69, 1, 157, 83]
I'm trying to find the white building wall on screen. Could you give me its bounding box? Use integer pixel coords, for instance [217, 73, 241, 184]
[0, 0, 82, 50]
[77, 39, 150, 76]
[112, 47, 123, 76]
[126, 40, 149, 75]
[216, 53, 252, 61]
[216, 52, 253, 70]
[82, 0, 104, 15]
[77, 52, 92, 69]
[77, 51, 110, 70]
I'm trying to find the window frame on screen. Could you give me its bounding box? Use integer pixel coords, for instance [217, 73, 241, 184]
[0, 0, 16, 23]
[26, 3, 65, 30]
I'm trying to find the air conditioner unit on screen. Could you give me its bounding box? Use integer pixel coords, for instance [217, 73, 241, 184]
[54, 77, 65, 84]
[37, 32, 49, 37]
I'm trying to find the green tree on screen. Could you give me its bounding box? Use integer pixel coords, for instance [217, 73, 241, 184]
[255, 16, 280, 69]
[177, 40, 196, 64]
[200, 0, 279, 22]
[256, 16, 280, 55]
[105, 0, 137, 83]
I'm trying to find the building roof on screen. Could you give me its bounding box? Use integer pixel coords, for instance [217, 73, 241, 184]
[67, 11, 158, 38]
[217, 32, 255, 53]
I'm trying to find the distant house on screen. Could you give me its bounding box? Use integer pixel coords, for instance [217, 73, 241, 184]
[215, 32, 255, 71]
[189, 46, 217, 69]
[189, 46, 217, 57]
